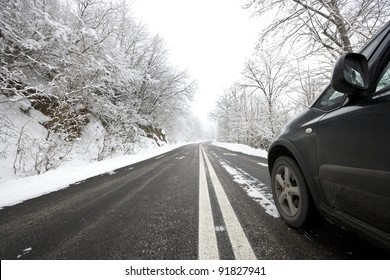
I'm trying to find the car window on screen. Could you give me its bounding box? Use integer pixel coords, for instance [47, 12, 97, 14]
[312, 87, 346, 112]
[375, 61, 390, 92]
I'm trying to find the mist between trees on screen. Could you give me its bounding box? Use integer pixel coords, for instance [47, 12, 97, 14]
[0, 0, 205, 177]
[211, 0, 390, 150]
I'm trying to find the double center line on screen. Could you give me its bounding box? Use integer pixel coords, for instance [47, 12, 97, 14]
[198, 145, 257, 260]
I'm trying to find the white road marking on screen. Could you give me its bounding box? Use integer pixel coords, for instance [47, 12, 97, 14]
[198, 146, 219, 260]
[201, 146, 257, 260]
[258, 162, 268, 167]
[155, 154, 166, 160]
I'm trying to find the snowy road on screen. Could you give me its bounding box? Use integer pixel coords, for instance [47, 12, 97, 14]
[0, 143, 388, 259]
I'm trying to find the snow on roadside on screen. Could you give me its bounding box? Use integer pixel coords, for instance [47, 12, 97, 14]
[0, 140, 266, 210]
[0, 142, 189, 209]
[211, 141, 268, 159]
[209, 142, 277, 218]
[212, 153, 279, 218]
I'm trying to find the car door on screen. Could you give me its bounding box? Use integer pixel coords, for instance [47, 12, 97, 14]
[316, 59, 390, 234]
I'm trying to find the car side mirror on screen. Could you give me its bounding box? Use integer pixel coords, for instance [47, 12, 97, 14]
[331, 53, 369, 95]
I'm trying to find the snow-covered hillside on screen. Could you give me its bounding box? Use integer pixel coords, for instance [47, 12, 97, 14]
[0, 94, 164, 180]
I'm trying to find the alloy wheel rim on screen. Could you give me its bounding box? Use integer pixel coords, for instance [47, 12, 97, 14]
[275, 165, 301, 217]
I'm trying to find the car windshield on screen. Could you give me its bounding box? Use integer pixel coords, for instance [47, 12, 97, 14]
[360, 22, 390, 59]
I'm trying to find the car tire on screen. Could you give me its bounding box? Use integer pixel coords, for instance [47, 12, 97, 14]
[271, 156, 314, 227]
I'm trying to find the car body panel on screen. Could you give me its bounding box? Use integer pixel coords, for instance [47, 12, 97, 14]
[317, 91, 390, 234]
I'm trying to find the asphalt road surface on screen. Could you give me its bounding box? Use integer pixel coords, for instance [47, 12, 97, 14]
[0, 143, 389, 259]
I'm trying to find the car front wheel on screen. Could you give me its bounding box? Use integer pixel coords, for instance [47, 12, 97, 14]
[271, 156, 313, 227]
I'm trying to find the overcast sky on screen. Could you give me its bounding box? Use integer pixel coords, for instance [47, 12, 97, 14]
[131, 0, 260, 121]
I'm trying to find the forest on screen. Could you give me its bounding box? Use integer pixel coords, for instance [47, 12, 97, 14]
[1, 0, 390, 178]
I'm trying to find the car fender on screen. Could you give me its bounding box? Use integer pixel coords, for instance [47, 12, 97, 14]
[268, 139, 327, 211]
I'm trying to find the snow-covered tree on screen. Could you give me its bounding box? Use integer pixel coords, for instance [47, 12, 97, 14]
[0, 0, 196, 176]
[245, 0, 390, 59]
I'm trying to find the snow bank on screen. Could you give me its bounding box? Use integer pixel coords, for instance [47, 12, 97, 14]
[211, 141, 268, 159]
[0, 140, 265, 209]
[0, 142, 188, 209]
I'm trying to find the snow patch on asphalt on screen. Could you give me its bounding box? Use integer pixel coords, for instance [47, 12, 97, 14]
[175, 156, 185, 160]
[215, 226, 226, 232]
[17, 247, 32, 259]
[212, 141, 268, 159]
[216, 156, 279, 218]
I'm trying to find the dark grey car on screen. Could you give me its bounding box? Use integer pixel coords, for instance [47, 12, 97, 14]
[268, 21, 390, 248]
